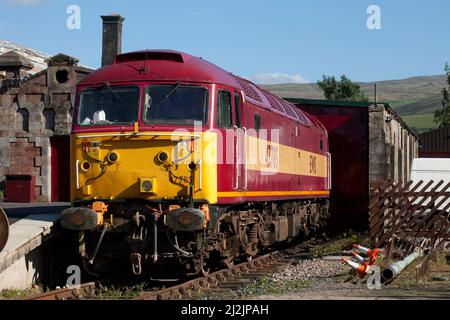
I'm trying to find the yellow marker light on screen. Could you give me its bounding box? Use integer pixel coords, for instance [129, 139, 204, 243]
[139, 178, 157, 194]
[80, 161, 92, 172]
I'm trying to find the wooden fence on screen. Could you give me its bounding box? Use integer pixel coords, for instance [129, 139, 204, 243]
[369, 180, 450, 253]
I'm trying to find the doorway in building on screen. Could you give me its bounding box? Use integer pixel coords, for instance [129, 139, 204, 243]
[50, 136, 70, 202]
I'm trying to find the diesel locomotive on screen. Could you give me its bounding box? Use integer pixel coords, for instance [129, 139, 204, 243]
[60, 50, 331, 277]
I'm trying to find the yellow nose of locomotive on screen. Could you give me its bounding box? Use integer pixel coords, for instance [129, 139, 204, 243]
[70, 131, 218, 204]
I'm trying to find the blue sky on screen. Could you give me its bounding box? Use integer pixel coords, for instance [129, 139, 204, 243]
[1, 0, 449, 83]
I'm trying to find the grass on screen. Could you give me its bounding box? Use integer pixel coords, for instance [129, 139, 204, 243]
[395, 94, 444, 116]
[0, 289, 31, 299]
[310, 232, 361, 257]
[94, 282, 148, 299]
[402, 113, 438, 134]
[388, 97, 424, 109]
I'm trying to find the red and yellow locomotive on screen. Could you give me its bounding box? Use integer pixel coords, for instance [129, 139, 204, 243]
[60, 50, 331, 277]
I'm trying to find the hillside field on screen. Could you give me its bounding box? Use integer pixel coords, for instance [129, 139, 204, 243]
[262, 75, 447, 134]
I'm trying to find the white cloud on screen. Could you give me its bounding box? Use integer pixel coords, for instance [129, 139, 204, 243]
[8, 0, 44, 5]
[249, 72, 308, 85]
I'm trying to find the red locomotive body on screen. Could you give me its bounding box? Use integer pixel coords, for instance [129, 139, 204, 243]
[63, 50, 331, 277]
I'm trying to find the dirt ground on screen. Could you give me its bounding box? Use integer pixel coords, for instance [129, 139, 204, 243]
[246, 248, 450, 300]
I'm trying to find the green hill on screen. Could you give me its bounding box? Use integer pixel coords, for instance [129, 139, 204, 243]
[261, 75, 447, 134]
[393, 94, 443, 116]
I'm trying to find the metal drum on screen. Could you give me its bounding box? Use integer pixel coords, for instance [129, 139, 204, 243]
[0, 207, 9, 253]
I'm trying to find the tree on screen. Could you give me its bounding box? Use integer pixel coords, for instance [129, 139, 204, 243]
[317, 74, 368, 102]
[434, 63, 450, 128]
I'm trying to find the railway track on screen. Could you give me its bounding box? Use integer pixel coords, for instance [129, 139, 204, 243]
[24, 239, 320, 300]
[25, 282, 98, 300]
[134, 239, 319, 300]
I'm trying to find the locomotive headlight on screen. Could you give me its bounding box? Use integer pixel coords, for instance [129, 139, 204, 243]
[107, 152, 119, 163]
[157, 151, 169, 164]
[142, 180, 152, 192]
[139, 177, 157, 194]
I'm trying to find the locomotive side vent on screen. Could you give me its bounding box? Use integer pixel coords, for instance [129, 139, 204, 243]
[233, 74, 311, 126]
[293, 107, 310, 125]
[115, 51, 184, 64]
[233, 76, 263, 103]
[277, 97, 299, 120]
[277, 97, 310, 126]
[260, 89, 287, 114]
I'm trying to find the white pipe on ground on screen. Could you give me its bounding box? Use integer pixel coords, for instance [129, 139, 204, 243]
[382, 251, 422, 282]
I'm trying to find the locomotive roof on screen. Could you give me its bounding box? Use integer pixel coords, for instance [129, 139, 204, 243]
[78, 50, 313, 127]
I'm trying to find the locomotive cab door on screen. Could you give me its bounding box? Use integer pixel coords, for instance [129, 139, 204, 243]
[216, 89, 247, 191]
[233, 92, 247, 190]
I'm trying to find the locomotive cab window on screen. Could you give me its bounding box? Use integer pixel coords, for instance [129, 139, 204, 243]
[216, 90, 232, 128]
[254, 113, 261, 131]
[78, 85, 139, 126]
[143, 84, 209, 125]
[234, 93, 242, 128]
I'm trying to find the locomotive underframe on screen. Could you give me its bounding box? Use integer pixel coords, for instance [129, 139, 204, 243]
[77, 198, 329, 278]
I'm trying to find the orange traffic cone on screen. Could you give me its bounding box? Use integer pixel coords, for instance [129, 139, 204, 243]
[342, 257, 368, 278]
[352, 244, 382, 265]
[351, 251, 367, 264]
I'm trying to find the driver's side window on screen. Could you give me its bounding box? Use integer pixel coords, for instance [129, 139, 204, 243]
[216, 90, 232, 128]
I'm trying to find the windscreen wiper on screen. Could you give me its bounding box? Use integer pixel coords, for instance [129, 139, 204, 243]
[153, 82, 182, 110]
[101, 82, 127, 108]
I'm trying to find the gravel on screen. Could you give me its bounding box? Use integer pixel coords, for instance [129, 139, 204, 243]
[269, 258, 351, 282]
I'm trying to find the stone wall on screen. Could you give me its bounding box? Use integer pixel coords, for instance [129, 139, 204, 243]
[369, 103, 419, 185]
[0, 53, 91, 201]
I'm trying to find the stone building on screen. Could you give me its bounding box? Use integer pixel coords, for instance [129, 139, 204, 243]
[0, 51, 92, 201]
[0, 14, 124, 202]
[368, 103, 419, 185]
